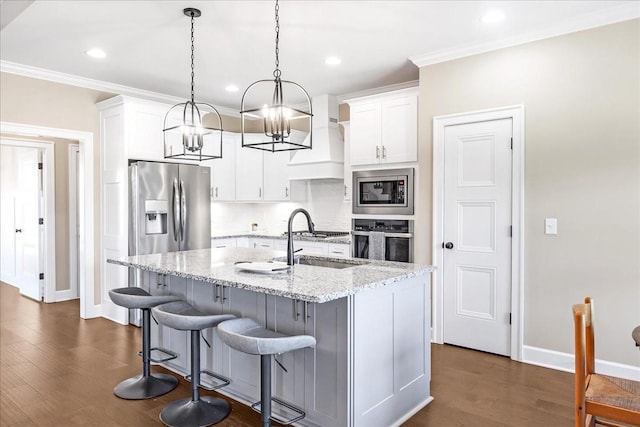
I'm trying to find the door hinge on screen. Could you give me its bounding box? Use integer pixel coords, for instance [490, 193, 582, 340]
[38, 162, 43, 170]
[39, 273, 44, 280]
[510, 138, 513, 149]
[39, 218, 44, 225]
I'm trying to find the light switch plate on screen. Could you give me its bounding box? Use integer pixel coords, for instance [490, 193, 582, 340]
[545, 218, 558, 235]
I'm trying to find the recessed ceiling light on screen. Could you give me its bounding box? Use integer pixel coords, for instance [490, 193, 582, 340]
[481, 10, 505, 24]
[325, 56, 342, 66]
[85, 48, 106, 59]
[225, 84, 239, 92]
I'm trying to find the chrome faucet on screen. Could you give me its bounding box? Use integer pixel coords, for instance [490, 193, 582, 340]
[287, 208, 315, 266]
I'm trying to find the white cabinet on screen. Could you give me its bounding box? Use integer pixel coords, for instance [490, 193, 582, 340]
[328, 243, 350, 258]
[263, 150, 293, 201]
[236, 134, 303, 202]
[249, 238, 275, 249]
[211, 237, 236, 249]
[347, 88, 418, 166]
[236, 137, 264, 201]
[206, 133, 236, 201]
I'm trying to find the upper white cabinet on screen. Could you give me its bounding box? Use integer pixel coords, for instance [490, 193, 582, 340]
[263, 150, 293, 201]
[235, 135, 264, 201]
[346, 88, 418, 166]
[205, 132, 236, 201]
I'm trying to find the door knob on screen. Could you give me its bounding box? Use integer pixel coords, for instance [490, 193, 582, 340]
[15, 229, 22, 233]
[444, 242, 454, 249]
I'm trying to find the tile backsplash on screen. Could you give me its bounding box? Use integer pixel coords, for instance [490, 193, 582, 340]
[211, 180, 351, 235]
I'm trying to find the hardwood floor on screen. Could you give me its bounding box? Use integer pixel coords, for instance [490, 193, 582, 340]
[0, 282, 574, 426]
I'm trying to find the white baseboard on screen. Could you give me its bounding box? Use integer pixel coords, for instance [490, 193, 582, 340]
[522, 345, 640, 381]
[390, 396, 435, 427]
[82, 303, 102, 319]
[54, 288, 78, 302]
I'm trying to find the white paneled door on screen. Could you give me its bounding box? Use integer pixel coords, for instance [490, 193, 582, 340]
[443, 118, 512, 356]
[15, 147, 42, 301]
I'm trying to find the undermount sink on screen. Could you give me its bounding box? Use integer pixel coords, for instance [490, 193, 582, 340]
[272, 255, 364, 269]
[296, 258, 357, 269]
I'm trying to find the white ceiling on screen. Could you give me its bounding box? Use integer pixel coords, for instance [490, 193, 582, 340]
[1, 1, 638, 110]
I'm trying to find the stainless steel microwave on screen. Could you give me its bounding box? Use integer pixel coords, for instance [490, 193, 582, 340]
[352, 168, 414, 215]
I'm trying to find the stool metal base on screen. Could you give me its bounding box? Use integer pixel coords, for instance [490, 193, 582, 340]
[114, 373, 178, 400]
[159, 397, 230, 427]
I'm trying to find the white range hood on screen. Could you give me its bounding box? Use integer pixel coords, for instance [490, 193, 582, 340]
[288, 94, 344, 180]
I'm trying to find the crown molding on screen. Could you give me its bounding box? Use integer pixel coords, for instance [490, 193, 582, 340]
[410, 2, 640, 68]
[0, 60, 241, 117]
[337, 80, 419, 103]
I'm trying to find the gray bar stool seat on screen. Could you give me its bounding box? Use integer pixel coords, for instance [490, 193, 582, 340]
[217, 317, 316, 427]
[108, 287, 182, 400]
[152, 301, 235, 427]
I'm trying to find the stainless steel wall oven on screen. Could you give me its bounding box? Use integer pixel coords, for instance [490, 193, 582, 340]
[352, 219, 413, 263]
[352, 168, 414, 215]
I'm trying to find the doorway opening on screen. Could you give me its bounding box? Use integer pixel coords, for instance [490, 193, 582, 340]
[0, 122, 97, 318]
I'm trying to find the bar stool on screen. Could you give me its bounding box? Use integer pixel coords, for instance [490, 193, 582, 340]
[152, 301, 235, 427]
[217, 318, 316, 427]
[108, 287, 182, 400]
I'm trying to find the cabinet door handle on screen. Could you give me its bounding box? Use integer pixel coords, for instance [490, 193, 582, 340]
[344, 185, 347, 197]
[222, 285, 228, 302]
[331, 250, 343, 254]
[376, 146, 380, 159]
[285, 187, 289, 198]
[293, 299, 300, 321]
[303, 301, 311, 324]
[215, 187, 218, 198]
[259, 187, 262, 198]
[382, 146, 387, 159]
[214, 284, 221, 301]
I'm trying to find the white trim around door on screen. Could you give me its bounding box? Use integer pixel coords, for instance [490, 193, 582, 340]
[56, 144, 81, 302]
[432, 105, 525, 361]
[0, 122, 99, 318]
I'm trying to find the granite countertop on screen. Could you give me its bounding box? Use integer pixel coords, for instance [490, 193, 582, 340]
[211, 232, 351, 244]
[107, 247, 433, 303]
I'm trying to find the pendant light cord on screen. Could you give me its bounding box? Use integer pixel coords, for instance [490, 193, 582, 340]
[273, 0, 281, 79]
[190, 11, 196, 104]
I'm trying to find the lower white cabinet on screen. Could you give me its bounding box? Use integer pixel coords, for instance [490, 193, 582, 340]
[328, 243, 350, 258]
[249, 238, 275, 249]
[210, 237, 236, 249]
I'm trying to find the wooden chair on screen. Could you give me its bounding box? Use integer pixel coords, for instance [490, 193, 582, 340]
[573, 297, 640, 427]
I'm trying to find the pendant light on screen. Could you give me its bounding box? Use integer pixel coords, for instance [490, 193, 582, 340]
[163, 8, 223, 162]
[240, 0, 312, 152]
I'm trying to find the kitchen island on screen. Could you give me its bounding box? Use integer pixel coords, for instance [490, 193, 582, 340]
[108, 248, 434, 427]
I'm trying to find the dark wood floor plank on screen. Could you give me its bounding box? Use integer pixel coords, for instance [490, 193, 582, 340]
[0, 282, 574, 426]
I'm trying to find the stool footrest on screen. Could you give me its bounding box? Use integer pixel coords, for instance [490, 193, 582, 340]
[137, 347, 178, 363]
[184, 370, 230, 391]
[251, 397, 306, 425]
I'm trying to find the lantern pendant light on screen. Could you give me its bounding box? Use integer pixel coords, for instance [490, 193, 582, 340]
[163, 7, 223, 162]
[240, 0, 312, 152]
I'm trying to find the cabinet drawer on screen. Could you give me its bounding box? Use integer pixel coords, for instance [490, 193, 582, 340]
[211, 238, 237, 249]
[328, 243, 350, 258]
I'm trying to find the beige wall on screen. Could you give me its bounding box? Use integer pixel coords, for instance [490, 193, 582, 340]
[0, 72, 114, 304]
[417, 19, 640, 365]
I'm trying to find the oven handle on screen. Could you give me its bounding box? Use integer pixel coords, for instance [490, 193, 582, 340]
[351, 231, 413, 238]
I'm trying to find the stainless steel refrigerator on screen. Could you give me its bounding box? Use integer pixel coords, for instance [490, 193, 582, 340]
[128, 161, 211, 324]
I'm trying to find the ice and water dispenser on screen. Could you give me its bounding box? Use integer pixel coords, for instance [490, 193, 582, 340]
[144, 200, 168, 235]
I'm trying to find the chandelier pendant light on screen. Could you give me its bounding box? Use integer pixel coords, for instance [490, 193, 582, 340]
[240, 0, 312, 153]
[163, 7, 223, 162]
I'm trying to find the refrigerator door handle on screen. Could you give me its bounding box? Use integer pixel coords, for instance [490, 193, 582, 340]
[180, 179, 186, 242]
[172, 178, 180, 242]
